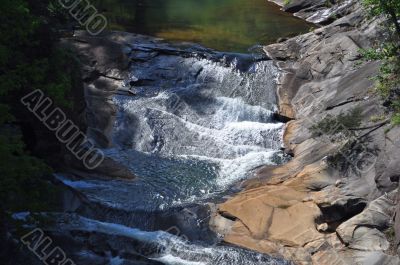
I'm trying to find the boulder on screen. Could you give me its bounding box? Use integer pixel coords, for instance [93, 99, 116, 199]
[336, 191, 397, 250]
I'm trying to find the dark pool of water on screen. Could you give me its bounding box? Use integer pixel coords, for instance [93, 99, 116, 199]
[93, 0, 312, 52]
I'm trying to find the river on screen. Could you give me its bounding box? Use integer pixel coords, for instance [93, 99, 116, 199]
[92, 0, 311, 52]
[56, 1, 308, 264]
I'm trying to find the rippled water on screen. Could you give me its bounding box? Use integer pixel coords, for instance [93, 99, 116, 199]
[60, 48, 286, 209]
[92, 0, 312, 52]
[92, 47, 284, 208]
[58, 42, 290, 264]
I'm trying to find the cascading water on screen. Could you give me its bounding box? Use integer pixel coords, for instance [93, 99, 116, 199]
[108, 48, 286, 204]
[51, 213, 292, 265]
[57, 42, 291, 265]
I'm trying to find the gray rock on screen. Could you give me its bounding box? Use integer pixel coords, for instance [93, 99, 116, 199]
[336, 191, 397, 249]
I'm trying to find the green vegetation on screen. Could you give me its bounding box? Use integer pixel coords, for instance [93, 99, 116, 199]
[310, 107, 387, 173]
[0, 0, 76, 109]
[0, 0, 78, 217]
[363, 0, 400, 38]
[0, 130, 58, 212]
[361, 0, 400, 126]
[310, 108, 362, 137]
[324, 0, 334, 8]
[391, 112, 400, 125]
[309, 108, 378, 173]
[326, 136, 378, 174]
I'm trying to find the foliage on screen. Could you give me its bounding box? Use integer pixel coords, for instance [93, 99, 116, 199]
[0, 129, 58, 212]
[324, 0, 334, 8]
[361, 0, 400, 127]
[310, 108, 362, 137]
[391, 113, 400, 125]
[326, 135, 379, 175]
[359, 44, 400, 97]
[283, 0, 291, 5]
[362, 0, 400, 38]
[0, 0, 76, 110]
[0, 0, 76, 215]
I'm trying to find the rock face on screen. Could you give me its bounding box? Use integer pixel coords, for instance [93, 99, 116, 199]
[270, 0, 358, 25]
[212, 1, 400, 264]
[61, 31, 138, 180]
[61, 31, 130, 149]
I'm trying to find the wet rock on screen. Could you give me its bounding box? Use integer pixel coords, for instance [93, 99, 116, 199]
[282, 0, 324, 13]
[271, 0, 360, 26]
[62, 31, 130, 148]
[156, 204, 219, 244]
[61, 31, 139, 180]
[89, 157, 137, 180]
[63, 154, 136, 180]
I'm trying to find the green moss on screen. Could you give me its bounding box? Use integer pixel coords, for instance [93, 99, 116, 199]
[370, 114, 386, 122]
[391, 113, 400, 125]
[283, 0, 291, 6]
[359, 0, 400, 126]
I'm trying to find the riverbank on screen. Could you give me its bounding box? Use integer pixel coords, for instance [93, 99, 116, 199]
[212, 1, 400, 264]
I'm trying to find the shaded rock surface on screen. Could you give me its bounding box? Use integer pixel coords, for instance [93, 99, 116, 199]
[61, 31, 129, 149]
[15, 210, 292, 265]
[212, 1, 400, 264]
[61, 31, 137, 180]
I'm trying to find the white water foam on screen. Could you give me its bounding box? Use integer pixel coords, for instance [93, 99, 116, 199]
[12, 211, 30, 221]
[55, 175, 106, 189]
[105, 57, 286, 206]
[177, 150, 278, 187]
[65, 53, 285, 209]
[109, 255, 125, 265]
[112, 99, 283, 159]
[209, 97, 276, 128]
[152, 254, 206, 265]
[57, 215, 290, 265]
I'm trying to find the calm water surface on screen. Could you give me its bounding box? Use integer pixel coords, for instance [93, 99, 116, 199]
[93, 0, 312, 52]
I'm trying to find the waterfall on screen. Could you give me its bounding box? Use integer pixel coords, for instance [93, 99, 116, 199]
[57, 43, 290, 265]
